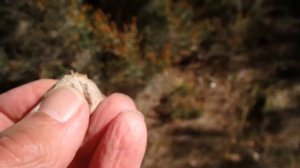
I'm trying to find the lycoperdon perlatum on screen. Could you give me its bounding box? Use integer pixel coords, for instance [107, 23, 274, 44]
[31, 72, 105, 114]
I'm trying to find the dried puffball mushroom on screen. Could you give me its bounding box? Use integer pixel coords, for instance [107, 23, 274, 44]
[31, 72, 105, 114]
[46, 72, 105, 113]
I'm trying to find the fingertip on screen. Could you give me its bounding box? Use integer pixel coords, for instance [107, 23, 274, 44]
[90, 110, 147, 168]
[116, 111, 146, 141]
[101, 93, 137, 111]
[0, 79, 57, 121]
[34, 79, 57, 86]
[70, 93, 143, 167]
[89, 92, 138, 134]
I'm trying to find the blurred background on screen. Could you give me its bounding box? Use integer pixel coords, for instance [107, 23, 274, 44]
[0, 0, 300, 167]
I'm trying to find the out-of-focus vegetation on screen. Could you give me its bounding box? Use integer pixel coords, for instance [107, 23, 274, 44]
[1, 0, 300, 167]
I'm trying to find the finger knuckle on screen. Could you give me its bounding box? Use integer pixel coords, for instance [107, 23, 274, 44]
[0, 132, 53, 167]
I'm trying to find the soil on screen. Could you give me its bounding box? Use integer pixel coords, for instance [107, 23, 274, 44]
[137, 57, 300, 168]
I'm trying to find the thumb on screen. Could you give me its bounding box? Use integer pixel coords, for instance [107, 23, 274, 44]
[0, 87, 90, 168]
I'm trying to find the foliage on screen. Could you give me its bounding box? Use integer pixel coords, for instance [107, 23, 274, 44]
[1, 0, 299, 91]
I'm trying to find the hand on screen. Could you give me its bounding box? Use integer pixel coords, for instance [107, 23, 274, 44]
[0, 79, 147, 168]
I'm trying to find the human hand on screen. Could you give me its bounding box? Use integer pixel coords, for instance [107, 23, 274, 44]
[0, 79, 147, 168]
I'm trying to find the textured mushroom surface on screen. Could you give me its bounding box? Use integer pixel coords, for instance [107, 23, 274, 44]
[40, 72, 105, 113]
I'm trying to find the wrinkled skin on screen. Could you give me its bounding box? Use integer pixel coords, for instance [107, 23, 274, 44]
[0, 79, 147, 168]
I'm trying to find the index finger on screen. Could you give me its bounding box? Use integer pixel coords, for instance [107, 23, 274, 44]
[0, 79, 56, 122]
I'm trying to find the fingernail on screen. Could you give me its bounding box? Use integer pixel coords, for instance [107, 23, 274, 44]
[37, 87, 84, 122]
